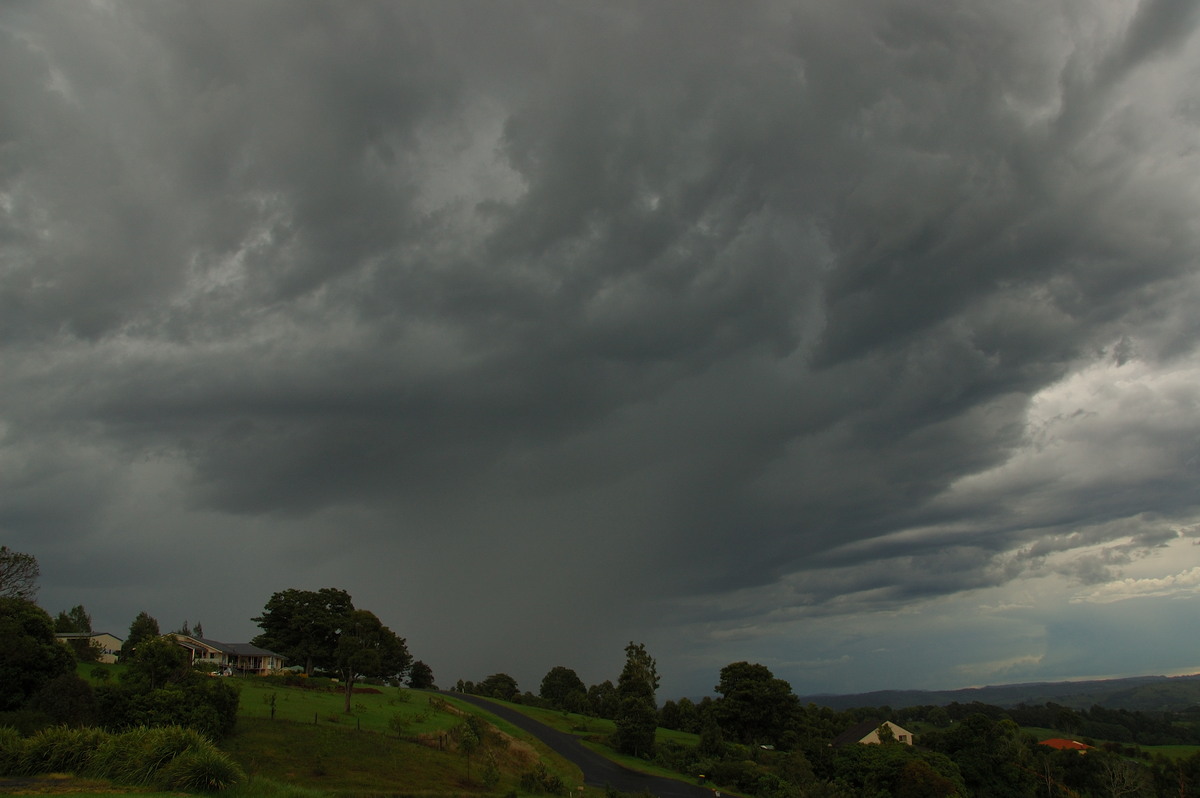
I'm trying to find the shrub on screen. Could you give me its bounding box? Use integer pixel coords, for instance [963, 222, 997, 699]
[141, 725, 211, 773]
[156, 745, 246, 792]
[17, 725, 106, 775]
[0, 726, 23, 775]
[482, 751, 501, 788]
[28, 673, 97, 726]
[83, 725, 238, 790]
[87, 726, 204, 786]
[88, 727, 155, 784]
[520, 762, 568, 795]
[96, 678, 239, 738]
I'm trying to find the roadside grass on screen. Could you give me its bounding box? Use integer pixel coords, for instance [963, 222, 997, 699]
[469, 700, 699, 748]
[450, 697, 706, 784]
[435, 696, 585, 785]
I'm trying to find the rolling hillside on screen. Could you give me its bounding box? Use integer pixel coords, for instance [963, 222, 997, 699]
[796, 673, 1200, 712]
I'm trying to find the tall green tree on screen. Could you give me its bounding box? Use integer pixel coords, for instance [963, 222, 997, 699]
[408, 660, 435, 689]
[121, 635, 192, 691]
[923, 713, 1039, 796]
[335, 609, 411, 713]
[613, 642, 659, 758]
[588, 680, 618, 719]
[477, 673, 519, 701]
[0, 546, 39, 601]
[54, 604, 101, 662]
[0, 597, 76, 710]
[540, 666, 587, 711]
[118, 611, 160, 662]
[252, 587, 353, 675]
[54, 604, 92, 634]
[713, 661, 800, 746]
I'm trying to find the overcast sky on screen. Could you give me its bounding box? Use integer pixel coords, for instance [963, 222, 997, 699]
[4, 0, 1200, 700]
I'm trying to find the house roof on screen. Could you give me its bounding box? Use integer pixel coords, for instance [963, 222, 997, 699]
[55, 631, 122, 640]
[223, 642, 283, 658]
[1039, 738, 1093, 751]
[174, 634, 284, 659]
[832, 719, 887, 746]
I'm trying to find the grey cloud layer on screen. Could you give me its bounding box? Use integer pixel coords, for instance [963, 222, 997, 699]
[3, 0, 1200, 692]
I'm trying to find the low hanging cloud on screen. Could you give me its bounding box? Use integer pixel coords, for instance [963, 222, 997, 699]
[3, 0, 1200, 695]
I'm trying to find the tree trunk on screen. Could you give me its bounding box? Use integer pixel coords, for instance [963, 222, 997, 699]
[343, 674, 356, 713]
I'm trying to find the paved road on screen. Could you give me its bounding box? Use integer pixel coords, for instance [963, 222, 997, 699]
[442, 693, 718, 798]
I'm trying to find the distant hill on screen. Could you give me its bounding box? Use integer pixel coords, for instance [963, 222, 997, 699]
[797, 673, 1200, 712]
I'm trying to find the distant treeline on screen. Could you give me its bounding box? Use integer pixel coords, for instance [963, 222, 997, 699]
[889, 700, 1200, 747]
[796, 673, 1200, 713]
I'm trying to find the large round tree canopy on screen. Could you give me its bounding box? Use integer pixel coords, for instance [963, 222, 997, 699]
[0, 597, 76, 711]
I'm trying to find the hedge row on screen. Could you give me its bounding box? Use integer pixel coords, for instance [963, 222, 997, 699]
[0, 724, 245, 792]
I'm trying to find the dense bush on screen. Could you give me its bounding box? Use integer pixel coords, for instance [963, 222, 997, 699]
[519, 762, 568, 795]
[651, 740, 700, 774]
[28, 672, 97, 726]
[95, 676, 239, 738]
[0, 598, 77, 711]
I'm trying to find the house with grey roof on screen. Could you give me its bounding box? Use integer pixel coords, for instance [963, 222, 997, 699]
[172, 634, 285, 676]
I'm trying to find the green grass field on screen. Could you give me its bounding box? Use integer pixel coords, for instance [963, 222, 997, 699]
[54, 665, 713, 795]
[225, 680, 584, 796]
[66, 664, 590, 796]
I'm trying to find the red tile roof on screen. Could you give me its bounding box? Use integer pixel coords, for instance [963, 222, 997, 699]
[1039, 738, 1093, 751]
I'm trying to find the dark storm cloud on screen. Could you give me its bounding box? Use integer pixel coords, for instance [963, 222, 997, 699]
[4, 0, 1200, 693]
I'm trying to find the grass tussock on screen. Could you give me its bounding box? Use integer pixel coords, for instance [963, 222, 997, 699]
[16, 725, 107, 775]
[157, 745, 248, 792]
[0, 726, 23, 775]
[0, 724, 245, 792]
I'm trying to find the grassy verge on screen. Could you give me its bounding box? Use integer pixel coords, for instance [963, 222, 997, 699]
[222, 684, 588, 796]
[448, 697, 708, 785]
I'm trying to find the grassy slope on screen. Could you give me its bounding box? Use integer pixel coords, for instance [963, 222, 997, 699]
[75, 664, 1200, 793]
[74, 664, 586, 796]
[226, 680, 585, 796]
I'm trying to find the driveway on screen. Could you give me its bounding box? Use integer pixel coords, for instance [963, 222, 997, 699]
[442, 693, 719, 798]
